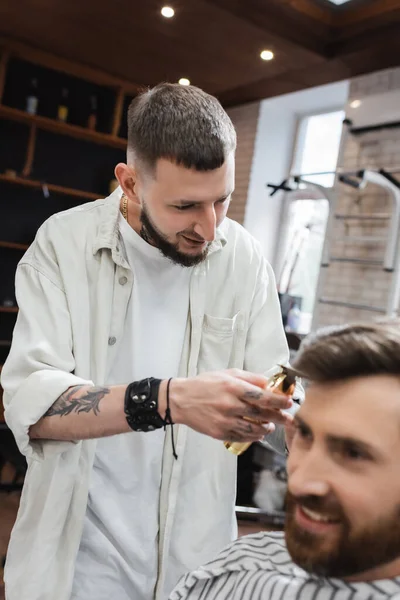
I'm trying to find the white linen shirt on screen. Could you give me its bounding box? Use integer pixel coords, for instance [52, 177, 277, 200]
[1, 187, 293, 600]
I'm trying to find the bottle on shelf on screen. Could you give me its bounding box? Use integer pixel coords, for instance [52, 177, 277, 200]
[58, 87, 69, 122]
[26, 78, 39, 115]
[87, 95, 98, 131]
[2, 298, 15, 308]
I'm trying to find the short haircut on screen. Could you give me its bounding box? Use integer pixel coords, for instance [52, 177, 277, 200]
[127, 83, 236, 172]
[292, 319, 400, 383]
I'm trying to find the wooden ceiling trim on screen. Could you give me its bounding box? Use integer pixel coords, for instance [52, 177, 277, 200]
[0, 35, 142, 95]
[330, 20, 400, 56]
[332, 10, 400, 44]
[206, 0, 329, 57]
[217, 65, 332, 106]
[337, 0, 400, 26]
[219, 38, 400, 107]
[280, 0, 334, 25]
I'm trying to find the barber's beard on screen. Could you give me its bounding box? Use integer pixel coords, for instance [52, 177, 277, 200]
[285, 492, 400, 579]
[140, 204, 210, 268]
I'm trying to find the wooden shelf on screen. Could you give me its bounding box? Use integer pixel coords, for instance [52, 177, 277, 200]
[0, 35, 141, 96]
[0, 174, 102, 201]
[0, 307, 17, 313]
[0, 240, 29, 250]
[0, 105, 127, 150]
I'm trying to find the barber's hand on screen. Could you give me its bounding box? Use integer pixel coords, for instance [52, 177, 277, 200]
[160, 369, 293, 442]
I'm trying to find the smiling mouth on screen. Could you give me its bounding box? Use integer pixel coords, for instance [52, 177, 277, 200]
[300, 506, 340, 524]
[181, 235, 206, 245]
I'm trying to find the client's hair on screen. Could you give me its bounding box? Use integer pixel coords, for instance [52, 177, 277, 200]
[292, 318, 400, 382]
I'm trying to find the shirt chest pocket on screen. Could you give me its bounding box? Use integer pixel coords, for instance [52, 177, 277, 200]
[198, 311, 244, 372]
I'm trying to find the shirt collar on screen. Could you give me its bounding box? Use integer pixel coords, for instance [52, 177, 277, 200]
[92, 186, 122, 256]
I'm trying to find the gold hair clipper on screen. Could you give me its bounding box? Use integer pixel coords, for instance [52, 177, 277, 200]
[224, 366, 296, 456]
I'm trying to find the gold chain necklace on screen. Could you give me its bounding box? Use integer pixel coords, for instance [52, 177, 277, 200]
[121, 193, 128, 221]
[120, 192, 149, 244]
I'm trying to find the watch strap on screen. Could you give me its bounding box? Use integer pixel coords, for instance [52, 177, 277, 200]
[124, 378, 164, 432]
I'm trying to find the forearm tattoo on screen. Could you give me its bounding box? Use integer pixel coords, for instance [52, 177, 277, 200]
[44, 385, 110, 418]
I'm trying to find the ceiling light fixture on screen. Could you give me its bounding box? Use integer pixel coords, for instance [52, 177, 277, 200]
[260, 50, 274, 61]
[179, 78, 190, 86]
[161, 6, 175, 18]
[350, 99, 362, 109]
[325, 0, 353, 4]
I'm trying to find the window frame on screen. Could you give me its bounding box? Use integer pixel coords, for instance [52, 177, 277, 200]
[290, 107, 345, 189]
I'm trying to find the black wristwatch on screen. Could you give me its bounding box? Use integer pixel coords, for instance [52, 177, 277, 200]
[124, 378, 165, 432]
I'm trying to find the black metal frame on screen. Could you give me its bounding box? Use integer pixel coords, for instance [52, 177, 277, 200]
[267, 168, 400, 198]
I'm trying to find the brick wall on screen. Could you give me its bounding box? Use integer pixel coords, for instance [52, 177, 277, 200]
[227, 102, 260, 225]
[314, 67, 400, 328]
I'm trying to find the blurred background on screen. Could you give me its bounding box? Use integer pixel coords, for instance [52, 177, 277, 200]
[1, 0, 400, 593]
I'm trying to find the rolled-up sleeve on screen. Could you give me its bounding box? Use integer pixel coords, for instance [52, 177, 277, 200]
[1, 262, 92, 460]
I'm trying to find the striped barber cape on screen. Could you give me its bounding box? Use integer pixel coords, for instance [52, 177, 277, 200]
[170, 531, 400, 600]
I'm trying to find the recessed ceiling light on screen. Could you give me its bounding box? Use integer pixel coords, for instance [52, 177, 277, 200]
[350, 99, 362, 109]
[260, 50, 274, 61]
[325, 0, 353, 4]
[161, 6, 175, 18]
[179, 78, 190, 86]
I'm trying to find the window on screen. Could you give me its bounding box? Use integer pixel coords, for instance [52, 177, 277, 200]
[292, 110, 345, 187]
[278, 198, 329, 324]
[277, 110, 344, 334]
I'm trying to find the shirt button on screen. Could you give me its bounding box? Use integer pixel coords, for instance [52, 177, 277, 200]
[108, 336, 117, 346]
[119, 276, 128, 285]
